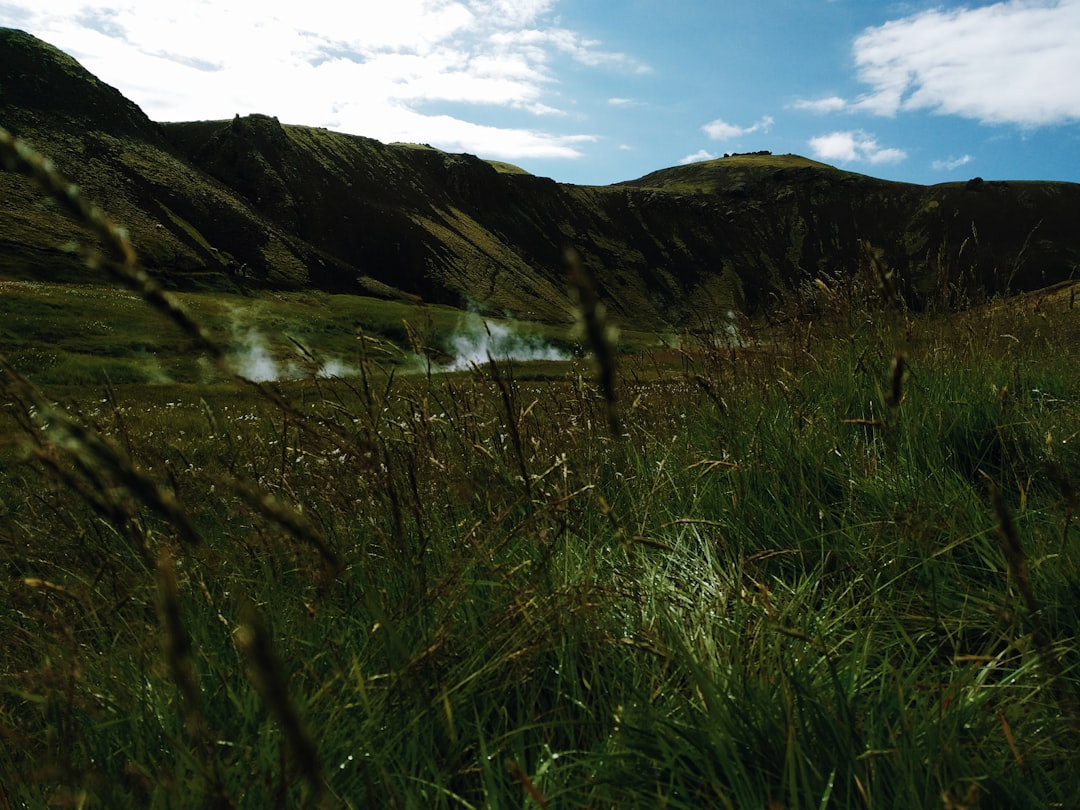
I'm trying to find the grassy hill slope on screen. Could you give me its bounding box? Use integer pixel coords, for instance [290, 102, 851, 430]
[3, 27, 1080, 330]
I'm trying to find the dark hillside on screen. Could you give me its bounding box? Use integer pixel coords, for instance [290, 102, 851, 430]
[619, 155, 1080, 310]
[617, 152, 850, 192]
[3, 27, 1079, 326]
[162, 115, 575, 312]
[0, 28, 327, 293]
[0, 27, 160, 141]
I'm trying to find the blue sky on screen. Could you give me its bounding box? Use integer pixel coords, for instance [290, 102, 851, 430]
[2, 0, 1078, 186]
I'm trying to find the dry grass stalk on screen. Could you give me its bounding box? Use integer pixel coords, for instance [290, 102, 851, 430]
[229, 479, 341, 573]
[886, 352, 906, 408]
[487, 354, 532, 501]
[692, 374, 727, 413]
[565, 247, 620, 438]
[156, 550, 203, 736]
[859, 239, 900, 305]
[506, 758, 549, 808]
[156, 550, 234, 807]
[989, 479, 1080, 741]
[236, 603, 326, 800]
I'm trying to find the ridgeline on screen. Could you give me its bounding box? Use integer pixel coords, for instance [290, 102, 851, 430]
[2, 26, 1079, 328]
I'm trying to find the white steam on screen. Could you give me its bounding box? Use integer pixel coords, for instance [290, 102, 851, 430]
[233, 332, 280, 382]
[229, 328, 356, 381]
[316, 358, 354, 378]
[723, 309, 741, 344]
[443, 313, 569, 371]
[225, 313, 569, 382]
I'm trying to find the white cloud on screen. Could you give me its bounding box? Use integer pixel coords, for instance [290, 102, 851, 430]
[679, 149, 718, 165]
[932, 154, 974, 172]
[701, 115, 774, 141]
[490, 26, 645, 73]
[0, 0, 641, 160]
[853, 0, 1080, 126]
[808, 130, 907, 165]
[392, 114, 599, 159]
[791, 96, 848, 114]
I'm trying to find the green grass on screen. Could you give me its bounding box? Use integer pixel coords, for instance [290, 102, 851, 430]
[4, 296, 1080, 808]
[485, 161, 532, 176]
[618, 153, 849, 193]
[3, 126, 1080, 809]
[0, 278, 666, 387]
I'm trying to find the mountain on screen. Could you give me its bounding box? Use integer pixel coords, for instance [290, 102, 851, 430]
[3, 27, 1079, 328]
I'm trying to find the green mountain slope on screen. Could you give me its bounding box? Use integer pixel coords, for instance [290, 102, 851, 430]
[2, 27, 1079, 328]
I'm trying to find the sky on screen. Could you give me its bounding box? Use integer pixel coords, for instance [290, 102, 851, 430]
[2, 0, 1079, 187]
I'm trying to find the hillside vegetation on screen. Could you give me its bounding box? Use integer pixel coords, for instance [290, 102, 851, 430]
[3, 27, 1080, 331]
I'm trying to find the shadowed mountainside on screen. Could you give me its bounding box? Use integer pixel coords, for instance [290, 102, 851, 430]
[2, 27, 1079, 328]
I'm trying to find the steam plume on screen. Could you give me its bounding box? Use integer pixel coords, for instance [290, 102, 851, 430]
[443, 312, 568, 371]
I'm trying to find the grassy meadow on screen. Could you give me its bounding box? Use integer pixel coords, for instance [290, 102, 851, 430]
[3, 132, 1080, 809]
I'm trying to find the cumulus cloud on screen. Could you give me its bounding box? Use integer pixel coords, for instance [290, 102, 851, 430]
[932, 154, 974, 172]
[702, 115, 774, 141]
[679, 149, 718, 165]
[808, 130, 906, 165]
[852, 0, 1080, 126]
[791, 96, 848, 114]
[0, 0, 645, 160]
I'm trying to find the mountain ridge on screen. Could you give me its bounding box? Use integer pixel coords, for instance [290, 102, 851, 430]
[2, 27, 1079, 328]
